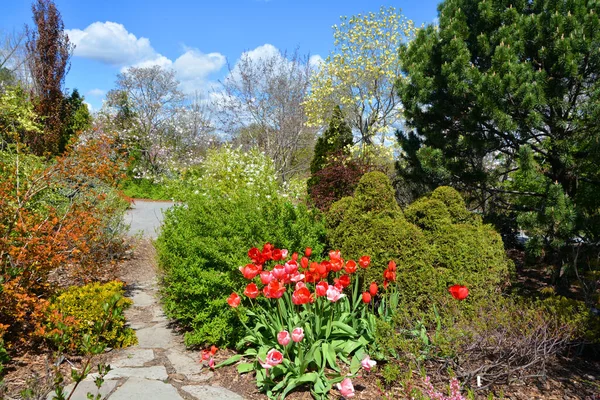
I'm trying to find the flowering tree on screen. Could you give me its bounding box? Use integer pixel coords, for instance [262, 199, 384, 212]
[304, 7, 416, 146]
[215, 49, 316, 181]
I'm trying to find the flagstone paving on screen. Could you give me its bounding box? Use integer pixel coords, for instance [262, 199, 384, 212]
[49, 201, 244, 400]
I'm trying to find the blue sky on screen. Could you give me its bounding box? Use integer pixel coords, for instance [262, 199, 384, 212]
[2, 0, 440, 110]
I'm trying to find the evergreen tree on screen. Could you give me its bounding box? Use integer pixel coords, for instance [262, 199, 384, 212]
[397, 0, 600, 285]
[309, 105, 353, 175]
[59, 89, 91, 153]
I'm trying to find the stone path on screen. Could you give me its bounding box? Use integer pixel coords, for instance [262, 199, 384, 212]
[51, 201, 245, 400]
[58, 276, 244, 400]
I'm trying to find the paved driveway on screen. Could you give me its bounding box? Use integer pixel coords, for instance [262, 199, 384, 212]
[124, 200, 175, 239]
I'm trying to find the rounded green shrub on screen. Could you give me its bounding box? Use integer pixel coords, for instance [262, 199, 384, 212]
[327, 173, 512, 308]
[156, 189, 326, 347]
[431, 186, 481, 225]
[404, 198, 452, 231]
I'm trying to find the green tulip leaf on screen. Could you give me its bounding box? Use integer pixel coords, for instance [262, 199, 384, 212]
[236, 362, 255, 374]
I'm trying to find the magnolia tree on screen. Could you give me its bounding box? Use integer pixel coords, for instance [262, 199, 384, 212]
[304, 7, 416, 147]
[215, 48, 316, 181]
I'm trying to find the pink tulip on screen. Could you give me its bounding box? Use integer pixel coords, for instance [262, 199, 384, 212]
[260, 270, 273, 285]
[272, 264, 287, 280]
[281, 249, 288, 259]
[361, 355, 376, 371]
[284, 260, 298, 274]
[290, 272, 305, 283]
[326, 285, 345, 302]
[291, 327, 304, 343]
[208, 357, 215, 370]
[336, 378, 355, 398]
[258, 348, 284, 369]
[277, 330, 291, 346]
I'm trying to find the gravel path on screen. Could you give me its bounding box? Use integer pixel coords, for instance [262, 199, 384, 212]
[123, 200, 175, 239]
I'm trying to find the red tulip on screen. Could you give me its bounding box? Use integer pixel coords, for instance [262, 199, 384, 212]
[388, 260, 396, 271]
[329, 250, 341, 261]
[448, 285, 469, 300]
[305, 247, 312, 257]
[336, 274, 351, 288]
[244, 283, 259, 299]
[383, 268, 396, 283]
[227, 292, 241, 308]
[272, 248, 282, 261]
[263, 280, 286, 299]
[369, 282, 378, 296]
[292, 286, 312, 305]
[301, 256, 309, 269]
[359, 255, 371, 268]
[362, 292, 371, 303]
[239, 263, 261, 280]
[248, 247, 262, 263]
[315, 281, 329, 297]
[345, 260, 357, 274]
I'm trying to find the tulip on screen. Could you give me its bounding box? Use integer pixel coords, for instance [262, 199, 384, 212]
[359, 255, 371, 268]
[284, 260, 298, 274]
[259, 348, 283, 369]
[260, 270, 273, 285]
[291, 327, 304, 343]
[208, 357, 215, 369]
[292, 286, 312, 305]
[272, 248, 282, 261]
[326, 285, 345, 302]
[315, 281, 329, 297]
[281, 249, 288, 259]
[277, 330, 291, 346]
[301, 256, 309, 269]
[227, 292, 240, 308]
[239, 263, 261, 280]
[361, 355, 377, 371]
[329, 250, 341, 261]
[336, 274, 351, 288]
[244, 283, 259, 299]
[336, 378, 355, 398]
[305, 247, 312, 257]
[448, 285, 469, 300]
[345, 260, 357, 274]
[362, 292, 371, 303]
[272, 264, 287, 280]
[369, 282, 378, 296]
[248, 247, 262, 263]
[388, 260, 397, 271]
[263, 280, 286, 299]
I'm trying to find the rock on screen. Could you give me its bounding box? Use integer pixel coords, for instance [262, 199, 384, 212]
[135, 324, 176, 349]
[110, 348, 155, 368]
[181, 385, 244, 400]
[131, 291, 155, 307]
[109, 378, 183, 400]
[103, 365, 168, 381]
[166, 349, 204, 379]
[46, 380, 119, 400]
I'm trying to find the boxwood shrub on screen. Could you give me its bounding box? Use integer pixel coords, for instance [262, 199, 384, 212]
[327, 172, 512, 308]
[156, 188, 326, 347]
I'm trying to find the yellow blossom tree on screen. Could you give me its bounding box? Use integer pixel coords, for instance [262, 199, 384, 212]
[304, 7, 416, 147]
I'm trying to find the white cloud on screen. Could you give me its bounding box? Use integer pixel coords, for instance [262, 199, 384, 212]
[174, 50, 226, 80]
[309, 54, 324, 68]
[67, 22, 156, 65]
[86, 88, 106, 97]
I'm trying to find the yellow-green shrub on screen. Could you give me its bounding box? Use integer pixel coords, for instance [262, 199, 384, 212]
[46, 281, 137, 352]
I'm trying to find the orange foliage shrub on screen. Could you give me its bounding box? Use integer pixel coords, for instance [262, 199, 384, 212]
[0, 131, 127, 345]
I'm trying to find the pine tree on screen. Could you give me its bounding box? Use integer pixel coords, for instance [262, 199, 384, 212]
[397, 0, 600, 284]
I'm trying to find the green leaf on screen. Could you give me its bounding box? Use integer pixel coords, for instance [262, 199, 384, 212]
[236, 362, 255, 374]
[332, 321, 357, 336]
[282, 372, 318, 398]
[214, 354, 242, 368]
